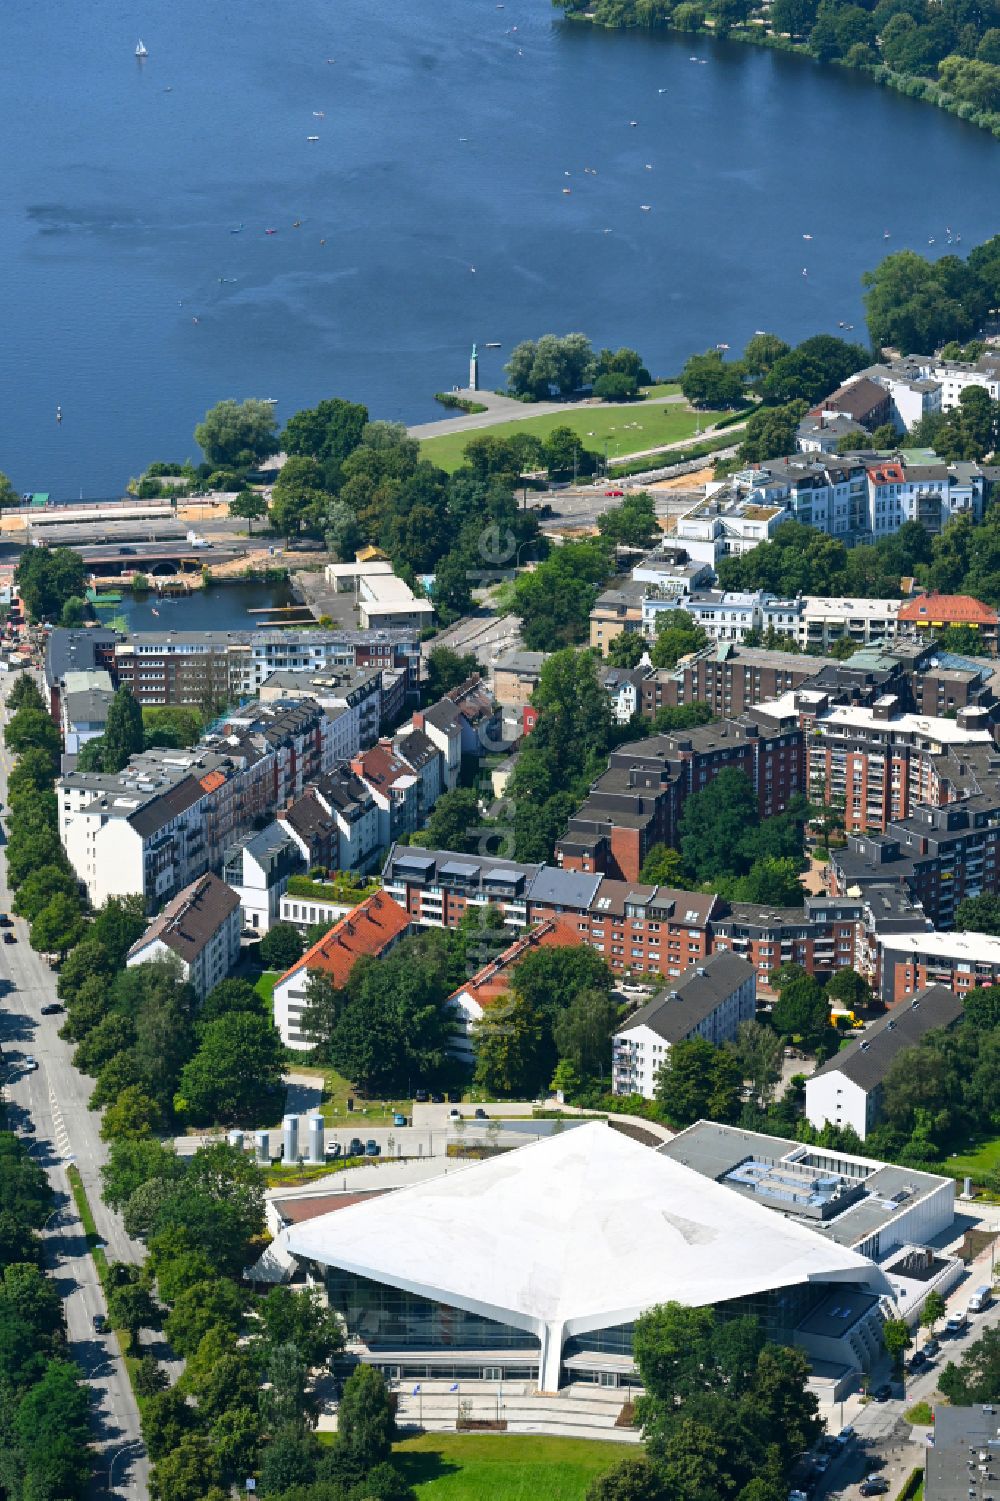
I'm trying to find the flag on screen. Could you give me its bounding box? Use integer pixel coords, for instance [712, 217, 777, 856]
[412, 1384, 421, 1395]
[448, 1383, 459, 1392]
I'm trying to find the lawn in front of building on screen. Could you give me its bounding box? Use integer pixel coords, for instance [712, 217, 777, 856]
[943, 1135, 1000, 1180]
[393, 1433, 619, 1501]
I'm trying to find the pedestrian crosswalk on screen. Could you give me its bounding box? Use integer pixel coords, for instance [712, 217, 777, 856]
[48, 1082, 72, 1163]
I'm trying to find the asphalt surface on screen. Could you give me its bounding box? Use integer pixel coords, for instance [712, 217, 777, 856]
[0, 671, 148, 1500]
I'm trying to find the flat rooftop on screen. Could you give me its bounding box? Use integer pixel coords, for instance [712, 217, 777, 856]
[660, 1121, 953, 1251]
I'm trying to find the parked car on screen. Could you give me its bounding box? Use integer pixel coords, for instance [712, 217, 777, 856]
[364, 1139, 380, 1157]
[905, 1350, 926, 1372]
[0, 914, 11, 927]
[474, 1107, 488, 1119]
[834, 1426, 855, 1448]
[414, 1088, 429, 1103]
[348, 1137, 364, 1157]
[604, 488, 624, 498]
[872, 1382, 893, 1402]
[860, 1480, 889, 1497]
[945, 1315, 968, 1336]
[326, 1142, 342, 1160]
[430, 1092, 444, 1104]
[448, 1089, 463, 1103]
[448, 1108, 462, 1121]
[21, 1120, 35, 1134]
[3, 931, 15, 944]
[393, 1113, 407, 1127]
[40, 1002, 62, 1015]
[23, 1056, 38, 1072]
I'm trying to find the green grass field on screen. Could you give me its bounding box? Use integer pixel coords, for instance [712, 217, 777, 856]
[419, 390, 717, 474]
[255, 970, 280, 1008]
[393, 1434, 618, 1500]
[943, 1136, 1000, 1179]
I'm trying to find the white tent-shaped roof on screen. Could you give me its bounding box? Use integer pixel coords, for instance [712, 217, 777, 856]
[283, 1123, 891, 1390]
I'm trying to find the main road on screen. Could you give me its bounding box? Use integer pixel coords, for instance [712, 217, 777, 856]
[0, 671, 148, 1499]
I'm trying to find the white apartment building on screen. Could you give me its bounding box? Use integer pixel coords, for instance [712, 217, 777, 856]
[125, 872, 241, 1002]
[673, 489, 788, 566]
[612, 953, 755, 1100]
[222, 822, 303, 933]
[798, 597, 902, 651]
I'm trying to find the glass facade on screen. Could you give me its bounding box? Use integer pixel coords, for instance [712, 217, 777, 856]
[563, 1322, 635, 1359]
[323, 1268, 539, 1353]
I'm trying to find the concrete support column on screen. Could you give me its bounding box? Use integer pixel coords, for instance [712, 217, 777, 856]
[539, 1321, 564, 1393]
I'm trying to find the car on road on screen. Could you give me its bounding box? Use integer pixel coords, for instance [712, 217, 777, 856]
[21, 1121, 35, 1134]
[905, 1350, 927, 1372]
[449, 1108, 462, 1121]
[923, 1337, 940, 1357]
[872, 1382, 893, 1401]
[40, 1003, 62, 1015]
[604, 488, 625, 497]
[23, 1056, 38, 1072]
[945, 1315, 969, 1336]
[833, 1426, 855, 1449]
[0, 914, 11, 926]
[92, 1314, 107, 1333]
[860, 1480, 889, 1497]
[3, 931, 16, 944]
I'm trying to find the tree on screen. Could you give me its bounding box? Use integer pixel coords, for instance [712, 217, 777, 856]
[106, 1279, 160, 1342]
[649, 609, 708, 670]
[100, 1086, 165, 1142]
[176, 1012, 285, 1124]
[552, 988, 618, 1081]
[939, 1325, 1000, 1404]
[330, 931, 456, 1094]
[680, 350, 745, 408]
[322, 498, 362, 560]
[229, 488, 269, 534]
[269, 455, 328, 538]
[863, 249, 978, 355]
[504, 333, 596, 399]
[920, 1290, 946, 1341]
[741, 332, 790, 384]
[678, 767, 759, 884]
[12, 863, 78, 923]
[30, 893, 86, 958]
[194, 398, 279, 470]
[134, 1354, 169, 1397]
[606, 631, 647, 668]
[149, 1433, 223, 1501]
[255, 1285, 344, 1370]
[101, 687, 145, 773]
[770, 967, 830, 1049]
[825, 968, 872, 1011]
[100, 1136, 185, 1210]
[419, 787, 481, 854]
[201, 977, 265, 1024]
[164, 1277, 246, 1358]
[425, 646, 480, 701]
[336, 1364, 396, 1470]
[729, 1019, 784, 1112]
[14, 546, 87, 622]
[473, 992, 551, 1097]
[882, 1316, 912, 1372]
[143, 1386, 199, 1461]
[597, 491, 659, 550]
[283, 396, 369, 476]
[639, 844, 686, 886]
[511, 540, 613, 649]
[544, 426, 598, 479]
[59, 594, 88, 627]
[5, 705, 61, 761]
[259, 922, 304, 971]
[586, 1456, 667, 1501]
[594, 371, 639, 401]
[738, 403, 805, 464]
[656, 1037, 742, 1126]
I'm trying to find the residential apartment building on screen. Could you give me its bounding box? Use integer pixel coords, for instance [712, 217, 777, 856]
[818, 377, 892, 432]
[555, 714, 802, 882]
[309, 768, 383, 875]
[382, 846, 541, 931]
[805, 985, 963, 1140]
[711, 896, 863, 992]
[878, 929, 1000, 1006]
[44, 627, 119, 721]
[125, 871, 241, 1002]
[897, 593, 999, 653]
[863, 458, 986, 538]
[273, 892, 413, 1050]
[528, 871, 720, 978]
[113, 627, 422, 706]
[59, 671, 115, 756]
[222, 822, 303, 933]
[258, 666, 383, 750]
[612, 953, 755, 1099]
[491, 650, 547, 708]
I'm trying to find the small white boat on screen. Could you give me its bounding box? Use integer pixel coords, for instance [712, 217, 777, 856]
[135, 39, 148, 57]
[306, 135, 319, 142]
[640, 204, 651, 212]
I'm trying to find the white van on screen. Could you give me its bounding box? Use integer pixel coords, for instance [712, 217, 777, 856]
[968, 1285, 992, 1314]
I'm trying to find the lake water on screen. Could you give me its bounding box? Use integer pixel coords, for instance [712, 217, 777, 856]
[4, 1, 999, 496]
[94, 579, 295, 633]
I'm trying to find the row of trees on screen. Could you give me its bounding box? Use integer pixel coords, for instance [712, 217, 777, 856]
[681, 332, 866, 410]
[97, 1138, 410, 1501]
[0, 1132, 94, 1499]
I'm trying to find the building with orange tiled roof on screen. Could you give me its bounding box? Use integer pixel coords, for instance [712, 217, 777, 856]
[273, 892, 413, 1050]
[447, 916, 587, 1062]
[898, 593, 998, 652]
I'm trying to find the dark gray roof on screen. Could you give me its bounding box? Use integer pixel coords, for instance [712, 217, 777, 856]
[925, 1405, 1000, 1501]
[396, 728, 439, 771]
[618, 952, 754, 1044]
[128, 873, 240, 965]
[45, 627, 120, 688]
[527, 866, 603, 911]
[128, 775, 206, 837]
[811, 985, 963, 1091]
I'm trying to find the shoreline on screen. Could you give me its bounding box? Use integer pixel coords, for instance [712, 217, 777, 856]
[565, 12, 1000, 143]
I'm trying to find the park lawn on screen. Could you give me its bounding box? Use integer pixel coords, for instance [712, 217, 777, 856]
[393, 1433, 617, 1500]
[419, 398, 715, 473]
[943, 1136, 1000, 1179]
